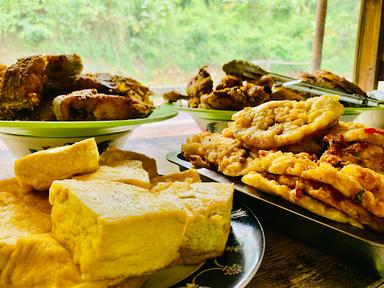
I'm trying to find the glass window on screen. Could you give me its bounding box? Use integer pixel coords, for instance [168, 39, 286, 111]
[0, 0, 360, 86]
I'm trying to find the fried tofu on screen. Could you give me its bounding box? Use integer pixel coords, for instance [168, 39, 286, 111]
[73, 161, 150, 189]
[0, 192, 51, 271]
[151, 169, 201, 186]
[49, 180, 188, 280]
[151, 182, 233, 264]
[14, 138, 99, 191]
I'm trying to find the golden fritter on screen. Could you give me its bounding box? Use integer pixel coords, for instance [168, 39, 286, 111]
[242, 171, 363, 228]
[340, 165, 384, 218]
[182, 132, 260, 177]
[228, 95, 344, 149]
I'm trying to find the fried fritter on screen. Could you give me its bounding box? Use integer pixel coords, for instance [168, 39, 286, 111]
[182, 132, 260, 176]
[275, 173, 384, 232]
[242, 171, 363, 228]
[228, 95, 344, 149]
[321, 122, 384, 173]
[53, 89, 153, 120]
[340, 165, 384, 218]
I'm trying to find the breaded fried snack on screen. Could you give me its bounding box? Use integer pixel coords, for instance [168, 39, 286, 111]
[14, 138, 99, 191]
[49, 180, 187, 281]
[152, 182, 233, 264]
[228, 95, 344, 149]
[73, 160, 150, 189]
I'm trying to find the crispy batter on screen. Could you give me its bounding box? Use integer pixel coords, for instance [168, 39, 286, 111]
[322, 123, 384, 173]
[321, 141, 384, 174]
[301, 162, 362, 198]
[242, 171, 363, 228]
[257, 150, 317, 176]
[182, 132, 260, 176]
[274, 174, 384, 232]
[228, 95, 344, 149]
[340, 165, 384, 217]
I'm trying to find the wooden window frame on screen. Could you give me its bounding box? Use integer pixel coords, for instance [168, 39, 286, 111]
[353, 0, 384, 91]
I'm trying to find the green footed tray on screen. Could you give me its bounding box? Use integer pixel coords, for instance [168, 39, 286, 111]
[0, 104, 178, 137]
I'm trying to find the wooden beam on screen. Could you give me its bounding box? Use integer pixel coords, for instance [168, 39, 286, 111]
[311, 0, 328, 72]
[353, 0, 384, 91]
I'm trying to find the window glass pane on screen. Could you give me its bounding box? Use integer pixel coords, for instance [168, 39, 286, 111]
[0, 0, 360, 86]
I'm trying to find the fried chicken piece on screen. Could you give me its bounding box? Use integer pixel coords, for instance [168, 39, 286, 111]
[215, 75, 242, 90]
[52, 89, 153, 121]
[186, 66, 213, 108]
[298, 70, 367, 96]
[0, 64, 6, 79]
[182, 132, 260, 176]
[228, 95, 344, 150]
[0, 54, 82, 120]
[72, 73, 152, 99]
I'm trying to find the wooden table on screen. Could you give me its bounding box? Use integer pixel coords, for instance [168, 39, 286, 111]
[1, 113, 384, 288]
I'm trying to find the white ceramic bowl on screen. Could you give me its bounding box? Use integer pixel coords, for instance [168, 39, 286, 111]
[0, 131, 133, 158]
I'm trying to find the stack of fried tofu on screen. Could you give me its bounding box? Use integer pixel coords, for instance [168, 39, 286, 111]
[0, 139, 233, 288]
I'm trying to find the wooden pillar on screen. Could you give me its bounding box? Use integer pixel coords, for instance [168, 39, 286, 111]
[353, 0, 384, 91]
[311, 0, 328, 72]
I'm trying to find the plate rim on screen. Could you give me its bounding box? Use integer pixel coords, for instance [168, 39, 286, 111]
[0, 104, 178, 129]
[169, 198, 265, 288]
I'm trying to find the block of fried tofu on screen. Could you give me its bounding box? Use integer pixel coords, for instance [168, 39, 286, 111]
[49, 179, 188, 281]
[151, 182, 234, 264]
[73, 160, 150, 189]
[1, 233, 147, 288]
[0, 191, 51, 271]
[14, 138, 99, 191]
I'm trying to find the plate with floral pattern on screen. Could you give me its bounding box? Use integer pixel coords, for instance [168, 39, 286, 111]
[143, 200, 265, 288]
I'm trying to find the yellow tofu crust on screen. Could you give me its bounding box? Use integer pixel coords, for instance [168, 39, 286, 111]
[73, 161, 150, 189]
[152, 181, 233, 264]
[49, 179, 188, 281]
[14, 138, 99, 191]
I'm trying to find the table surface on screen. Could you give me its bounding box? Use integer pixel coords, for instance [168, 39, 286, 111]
[1, 112, 383, 288]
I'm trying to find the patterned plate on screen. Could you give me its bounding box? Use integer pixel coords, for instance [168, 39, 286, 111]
[143, 200, 265, 288]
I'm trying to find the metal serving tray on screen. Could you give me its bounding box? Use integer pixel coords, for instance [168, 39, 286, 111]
[167, 152, 384, 276]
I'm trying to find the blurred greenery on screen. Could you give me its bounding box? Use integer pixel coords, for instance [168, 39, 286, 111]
[0, 0, 360, 85]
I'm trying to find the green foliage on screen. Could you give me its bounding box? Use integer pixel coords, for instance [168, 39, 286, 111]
[0, 0, 359, 85]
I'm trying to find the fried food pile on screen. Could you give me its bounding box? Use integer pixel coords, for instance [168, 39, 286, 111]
[182, 95, 384, 233]
[164, 60, 367, 110]
[0, 55, 154, 121]
[0, 139, 233, 288]
[164, 65, 306, 110]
